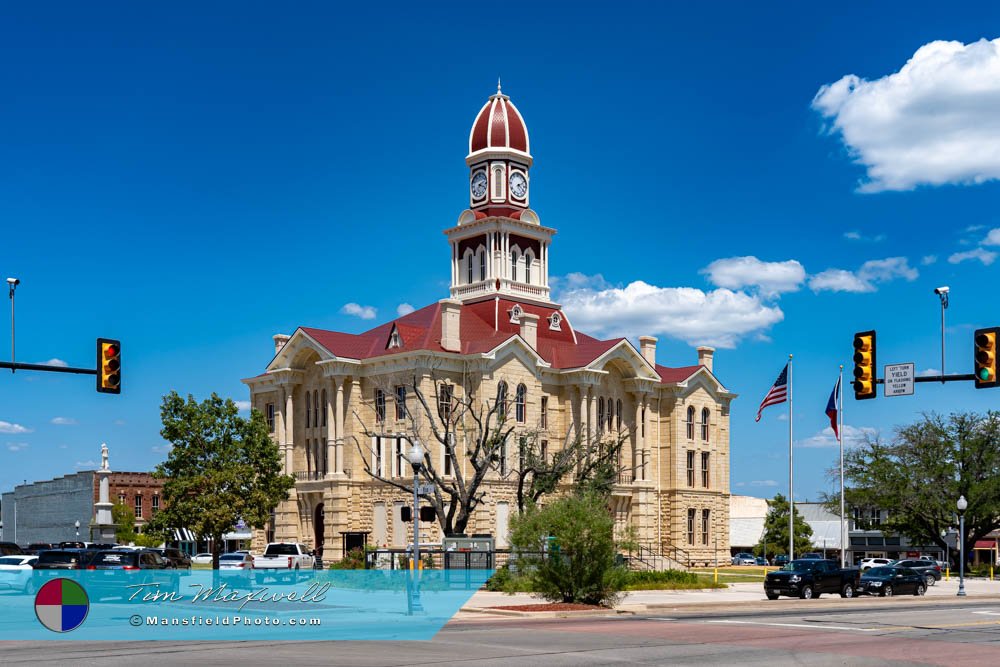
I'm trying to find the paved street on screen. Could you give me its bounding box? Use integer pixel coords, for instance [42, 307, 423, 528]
[4, 578, 1000, 665]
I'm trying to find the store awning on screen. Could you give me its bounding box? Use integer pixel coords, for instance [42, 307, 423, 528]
[172, 528, 198, 542]
[974, 540, 998, 550]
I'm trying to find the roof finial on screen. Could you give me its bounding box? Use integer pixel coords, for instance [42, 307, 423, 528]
[497, 75, 502, 94]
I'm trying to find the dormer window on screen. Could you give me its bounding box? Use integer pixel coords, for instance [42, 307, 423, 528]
[548, 312, 562, 331]
[387, 327, 403, 350]
[509, 304, 523, 324]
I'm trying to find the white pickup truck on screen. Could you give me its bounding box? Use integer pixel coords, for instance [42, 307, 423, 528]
[253, 542, 315, 580]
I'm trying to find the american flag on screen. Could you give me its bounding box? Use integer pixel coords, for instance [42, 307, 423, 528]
[755, 363, 788, 422]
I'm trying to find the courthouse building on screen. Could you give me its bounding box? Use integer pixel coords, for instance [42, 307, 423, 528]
[243, 86, 737, 565]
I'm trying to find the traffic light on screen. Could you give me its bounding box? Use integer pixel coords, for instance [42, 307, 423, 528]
[97, 338, 121, 394]
[852, 330, 877, 400]
[419, 506, 436, 522]
[400, 506, 412, 522]
[974, 327, 999, 389]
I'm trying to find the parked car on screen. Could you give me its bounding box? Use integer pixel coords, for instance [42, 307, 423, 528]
[58, 541, 87, 549]
[191, 553, 214, 565]
[755, 556, 769, 566]
[32, 548, 99, 570]
[24, 543, 53, 555]
[154, 548, 192, 569]
[889, 559, 942, 586]
[858, 566, 927, 597]
[859, 557, 893, 571]
[254, 543, 314, 581]
[87, 549, 170, 571]
[764, 558, 861, 599]
[0, 542, 25, 556]
[731, 552, 756, 566]
[799, 552, 823, 559]
[773, 555, 789, 567]
[0, 555, 38, 592]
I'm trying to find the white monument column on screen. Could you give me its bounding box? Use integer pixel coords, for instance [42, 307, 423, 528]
[93, 443, 116, 541]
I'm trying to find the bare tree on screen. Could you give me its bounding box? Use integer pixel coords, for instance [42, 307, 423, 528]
[352, 367, 631, 536]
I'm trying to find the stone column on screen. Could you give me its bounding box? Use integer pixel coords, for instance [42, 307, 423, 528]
[586, 388, 595, 444]
[634, 398, 643, 480]
[326, 378, 337, 479]
[285, 387, 295, 475]
[335, 378, 346, 474]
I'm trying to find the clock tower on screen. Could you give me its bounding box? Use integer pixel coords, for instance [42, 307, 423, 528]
[447, 84, 554, 304]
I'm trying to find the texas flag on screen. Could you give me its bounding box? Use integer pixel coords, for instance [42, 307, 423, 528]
[826, 376, 841, 441]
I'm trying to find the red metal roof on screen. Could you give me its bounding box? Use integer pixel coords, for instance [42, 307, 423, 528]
[469, 90, 530, 155]
[285, 299, 707, 385]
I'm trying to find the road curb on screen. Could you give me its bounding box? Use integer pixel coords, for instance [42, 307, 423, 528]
[461, 606, 635, 618]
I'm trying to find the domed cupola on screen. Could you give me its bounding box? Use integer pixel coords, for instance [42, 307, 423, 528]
[465, 82, 533, 213]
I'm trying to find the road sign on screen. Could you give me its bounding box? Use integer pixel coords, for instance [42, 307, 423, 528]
[417, 483, 435, 495]
[884, 363, 914, 397]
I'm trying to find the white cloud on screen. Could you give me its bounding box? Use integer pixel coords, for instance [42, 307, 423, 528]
[114, 419, 126, 426]
[750, 480, 779, 487]
[36, 358, 68, 367]
[341, 303, 377, 320]
[151, 444, 173, 454]
[813, 38, 1000, 192]
[701, 256, 806, 296]
[921, 255, 938, 265]
[396, 303, 415, 317]
[51, 417, 77, 425]
[983, 228, 1000, 246]
[809, 257, 918, 293]
[917, 368, 940, 377]
[234, 400, 251, 412]
[844, 231, 886, 242]
[948, 247, 997, 265]
[7, 442, 29, 452]
[75, 460, 98, 468]
[0, 420, 32, 434]
[560, 281, 784, 349]
[798, 424, 877, 449]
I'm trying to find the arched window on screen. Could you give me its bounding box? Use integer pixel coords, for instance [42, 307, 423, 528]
[478, 247, 487, 281]
[686, 406, 695, 440]
[701, 407, 710, 441]
[597, 398, 605, 434]
[321, 390, 327, 427]
[305, 391, 311, 428]
[616, 399, 623, 431]
[314, 392, 320, 429]
[493, 166, 504, 198]
[515, 384, 527, 423]
[510, 248, 519, 282]
[524, 250, 533, 284]
[466, 250, 474, 284]
[607, 397, 614, 430]
[496, 381, 508, 416]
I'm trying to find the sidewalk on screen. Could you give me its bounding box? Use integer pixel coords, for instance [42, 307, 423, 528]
[460, 576, 1000, 617]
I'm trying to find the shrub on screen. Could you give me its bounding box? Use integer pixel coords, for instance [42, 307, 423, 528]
[509, 492, 627, 606]
[329, 547, 366, 570]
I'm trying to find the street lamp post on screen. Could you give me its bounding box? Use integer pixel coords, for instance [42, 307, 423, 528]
[934, 286, 949, 383]
[957, 495, 967, 597]
[74, 520, 80, 540]
[406, 439, 425, 613]
[6, 277, 19, 373]
[942, 529, 950, 578]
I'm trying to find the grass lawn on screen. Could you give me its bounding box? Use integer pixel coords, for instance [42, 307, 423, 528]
[690, 566, 775, 583]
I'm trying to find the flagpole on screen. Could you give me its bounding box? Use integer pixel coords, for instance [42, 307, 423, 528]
[839, 365, 845, 568]
[788, 354, 794, 562]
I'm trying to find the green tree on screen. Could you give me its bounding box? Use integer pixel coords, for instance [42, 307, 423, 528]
[755, 493, 813, 559]
[149, 392, 294, 568]
[112, 502, 138, 544]
[832, 412, 1000, 566]
[508, 492, 627, 606]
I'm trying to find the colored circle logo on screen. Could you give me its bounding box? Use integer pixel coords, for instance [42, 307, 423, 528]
[34, 578, 89, 633]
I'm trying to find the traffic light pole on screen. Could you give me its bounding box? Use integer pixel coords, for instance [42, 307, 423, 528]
[0, 361, 96, 376]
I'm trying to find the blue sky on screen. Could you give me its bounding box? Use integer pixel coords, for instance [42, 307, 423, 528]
[2, 2, 1000, 501]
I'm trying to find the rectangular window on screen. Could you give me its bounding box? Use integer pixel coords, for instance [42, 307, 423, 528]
[540, 396, 548, 429]
[687, 508, 696, 545]
[701, 452, 710, 488]
[518, 436, 527, 472]
[641, 407, 646, 438]
[135, 494, 143, 517]
[444, 433, 454, 476]
[395, 438, 405, 478]
[395, 385, 407, 420]
[438, 384, 453, 422]
[701, 417, 709, 441]
[375, 389, 386, 423]
[686, 414, 694, 440]
[869, 508, 881, 526]
[266, 403, 275, 432]
[686, 450, 695, 487]
[499, 437, 508, 476]
[701, 509, 710, 545]
[515, 386, 526, 423]
[118, 493, 126, 505]
[540, 440, 548, 463]
[152, 495, 159, 514]
[373, 436, 384, 477]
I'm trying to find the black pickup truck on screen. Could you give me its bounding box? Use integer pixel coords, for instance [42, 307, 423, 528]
[764, 558, 861, 599]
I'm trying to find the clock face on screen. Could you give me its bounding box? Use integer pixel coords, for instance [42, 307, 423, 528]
[509, 171, 527, 199]
[471, 171, 488, 199]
